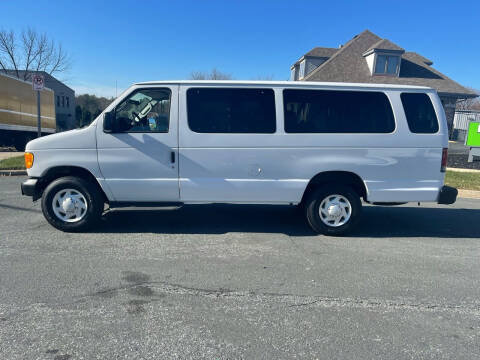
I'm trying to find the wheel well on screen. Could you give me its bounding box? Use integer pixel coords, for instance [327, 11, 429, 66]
[301, 171, 367, 203]
[34, 166, 108, 202]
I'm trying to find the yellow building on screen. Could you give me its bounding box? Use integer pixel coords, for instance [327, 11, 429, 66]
[0, 72, 56, 150]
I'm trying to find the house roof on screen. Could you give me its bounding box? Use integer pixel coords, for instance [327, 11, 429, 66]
[403, 51, 433, 66]
[305, 47, 338, 58]
[365, 39, 404, 53]
[302, 30, 477, 98]
[291, 47, 338, 68]
[3, 70, 75, 93]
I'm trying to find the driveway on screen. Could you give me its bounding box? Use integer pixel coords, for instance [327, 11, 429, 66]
[448, 140, 469, 155]
[1, 176, 479, 359]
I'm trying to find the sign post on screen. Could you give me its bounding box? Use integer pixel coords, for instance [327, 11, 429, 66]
[32, 73, 45, 138]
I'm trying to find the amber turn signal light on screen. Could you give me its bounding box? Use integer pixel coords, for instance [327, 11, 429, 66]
[24, 152, 34, 169]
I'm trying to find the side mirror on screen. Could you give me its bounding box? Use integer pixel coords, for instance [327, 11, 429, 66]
[103, 111, 115, 133]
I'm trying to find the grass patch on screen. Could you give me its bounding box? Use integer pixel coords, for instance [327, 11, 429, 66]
[0, 155, 25, 170]
[445, 170, 480, 191]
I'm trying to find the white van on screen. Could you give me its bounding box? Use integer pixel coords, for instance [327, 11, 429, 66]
[21, 81, 457, 235]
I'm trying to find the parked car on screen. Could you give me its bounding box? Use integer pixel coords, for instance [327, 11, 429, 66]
[21, 80, 457, 235]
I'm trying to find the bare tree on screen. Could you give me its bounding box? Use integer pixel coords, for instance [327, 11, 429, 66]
[189, 68, 232, 80]
[456, 98, 477, 111]
[0, 28, 70, 80]
[472, 102, 480, 111]
[0, 30, 19, 77]
[21, 28, 38, 79]
[455, 87, 480, 111]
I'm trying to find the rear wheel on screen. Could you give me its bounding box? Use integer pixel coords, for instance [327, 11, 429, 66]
[305, 185, 362, 236]
[41, 176, 104, 232]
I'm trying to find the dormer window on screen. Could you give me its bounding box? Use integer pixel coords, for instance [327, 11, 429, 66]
[363, 39, 404, 77]
[374, 55, 400, 75]
[290, 47, 337, 81]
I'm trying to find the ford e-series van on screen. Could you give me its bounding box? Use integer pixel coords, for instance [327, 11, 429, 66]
[21, 81, 457, 235]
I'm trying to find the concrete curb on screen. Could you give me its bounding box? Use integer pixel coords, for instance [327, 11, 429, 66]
[0, 170, 27, 176]
[458, 189, 480, 199]
[447, 167, 480, 173]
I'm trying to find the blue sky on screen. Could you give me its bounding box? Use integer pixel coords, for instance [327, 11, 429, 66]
[1, 0, 479, 97]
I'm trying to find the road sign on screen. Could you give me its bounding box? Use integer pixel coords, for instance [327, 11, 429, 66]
[32, 73, 45, 91]
[32, 73, 44, 137]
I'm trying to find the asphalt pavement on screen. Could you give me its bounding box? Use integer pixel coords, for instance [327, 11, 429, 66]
[1, 176, 479, 359]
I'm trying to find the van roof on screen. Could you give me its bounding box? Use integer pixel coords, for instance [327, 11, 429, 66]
[134, 80, 433, 91]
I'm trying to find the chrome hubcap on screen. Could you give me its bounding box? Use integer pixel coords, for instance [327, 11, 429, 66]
[319, 194, 352, 227]
[52, 189, 88, 222]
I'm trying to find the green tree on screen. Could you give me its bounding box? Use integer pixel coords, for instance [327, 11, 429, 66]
[75, 105, 82, 127]
[75, 94, 113, 127]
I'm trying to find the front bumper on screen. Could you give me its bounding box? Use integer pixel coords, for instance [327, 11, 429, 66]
[21, 178, 38, 197]
[437, 185, 458, 205]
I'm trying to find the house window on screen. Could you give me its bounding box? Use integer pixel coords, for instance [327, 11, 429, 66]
[62, 96, 65, 107]
[66, 96, 69, 108]
[374, 55, 399, 75]
[57, 96, 60, 107]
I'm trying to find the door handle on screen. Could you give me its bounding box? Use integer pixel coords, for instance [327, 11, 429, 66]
[170, 151, 175, 163]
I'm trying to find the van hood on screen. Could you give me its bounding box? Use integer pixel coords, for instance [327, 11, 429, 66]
[26, 124, 97, 151]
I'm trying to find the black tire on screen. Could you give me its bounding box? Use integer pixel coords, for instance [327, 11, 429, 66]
[304, 185, 362, 236]
[41, 176, 104, 232]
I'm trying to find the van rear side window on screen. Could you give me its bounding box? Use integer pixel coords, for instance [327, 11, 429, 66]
[187, 88, 276, 133]
[283, 89, 395, 133]
[401, 93, 439, 134]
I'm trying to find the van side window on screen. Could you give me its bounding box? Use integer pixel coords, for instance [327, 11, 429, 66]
[187, 88, 276, 133]
[114, 88, 171, 133]
[401, 93, 439, 134]
[283, 90, 395, 133]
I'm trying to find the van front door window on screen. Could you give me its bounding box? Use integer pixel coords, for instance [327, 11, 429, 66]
[114, 88, 171, 133]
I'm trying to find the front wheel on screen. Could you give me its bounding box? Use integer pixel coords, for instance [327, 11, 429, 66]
[41, 176, 104, 232]
[304, 185, 362, 236]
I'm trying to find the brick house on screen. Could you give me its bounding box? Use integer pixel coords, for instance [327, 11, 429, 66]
[290, 30, 477, 138]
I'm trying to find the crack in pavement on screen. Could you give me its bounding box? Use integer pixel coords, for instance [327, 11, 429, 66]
[79, 280, 480, 316]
